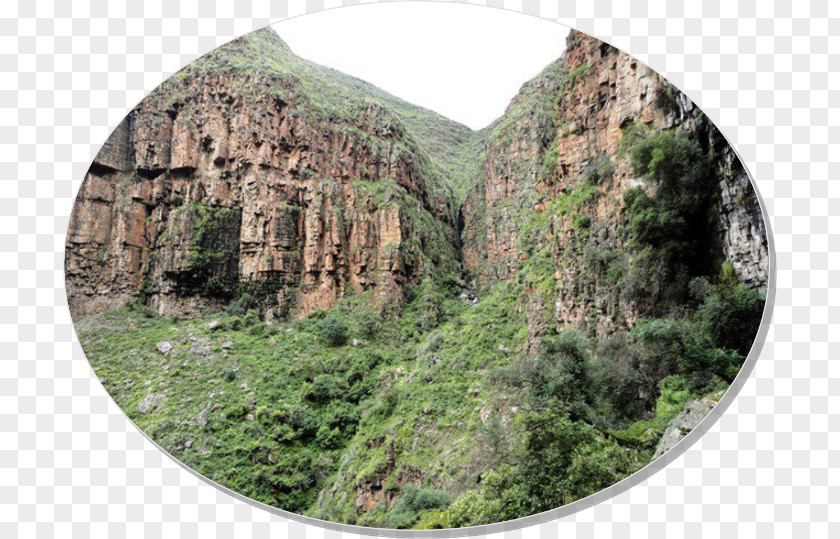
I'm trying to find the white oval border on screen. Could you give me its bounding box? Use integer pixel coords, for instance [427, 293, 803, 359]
[71, 3, 777, 537]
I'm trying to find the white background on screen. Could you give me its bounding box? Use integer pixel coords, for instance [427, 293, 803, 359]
[276, 3, 566, 129]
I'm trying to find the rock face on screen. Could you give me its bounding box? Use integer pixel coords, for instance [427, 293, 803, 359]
[462, 31, 769, 340]
[67, 28, 768, 331]
[66, 29, 461, 320]
[652, 394, 720, 459]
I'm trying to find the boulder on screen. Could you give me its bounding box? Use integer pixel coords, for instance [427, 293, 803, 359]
[652, 396, 719, 460]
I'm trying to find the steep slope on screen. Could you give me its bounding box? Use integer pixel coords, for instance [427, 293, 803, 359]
[70, 27, 769, 531]
[66, 28, 477, 321]
[462, 30, 769, 341]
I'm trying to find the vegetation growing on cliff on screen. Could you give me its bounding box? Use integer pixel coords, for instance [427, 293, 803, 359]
[73, 26, 767, 531]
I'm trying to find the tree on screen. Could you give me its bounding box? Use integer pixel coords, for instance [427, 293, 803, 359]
[696, 280, 765, 356]
[516, 402, 593, 512]
[621, 129, 716, 311]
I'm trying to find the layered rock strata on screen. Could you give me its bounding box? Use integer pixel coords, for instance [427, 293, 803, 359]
[462, 31, 769, 338]
[66, 30, 459, 320]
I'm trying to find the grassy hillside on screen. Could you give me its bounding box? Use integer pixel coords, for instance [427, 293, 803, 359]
[79, 267, 758, 528]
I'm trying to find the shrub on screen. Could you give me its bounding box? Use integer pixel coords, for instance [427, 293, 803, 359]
[322, 401, 359, 433]
[448, 490, 501, 528]
[399, 485, 450, 512]
[220, 316, 242, 331]
[415, 279, 446, 331]
[356, 310, 381, 338]
[695, 280, 765, 357]
[632, 317, 743, 383]
[126, 301, 157, 319]
[593, 332, 650, 421]
[319, 316, 349, 347]
[536, 330, 594, 410]
[225, 292, 255, 317]
[564, 436, 633, 502]
[302, 374, 348, 403]
[315, 425, 343, 450]
[583, 153, 615, 185]
[378, 485, 450, 529]
[654, 375, 693, 418]
[539, 146, 560, 184]
[516, 402, 595, 512]
[242, 310, 264, 334]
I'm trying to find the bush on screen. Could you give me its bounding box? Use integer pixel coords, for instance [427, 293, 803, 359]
[415, 279, 446, 331]
[536, 330, 594, 410]
[632, 317, 742, 383]
[126, 301, 157, 319]
[583, 153, 615, 185]
[593, 332, 650, 421]
[380, 486, 450, 529]
[219, 316, 242, 331]
[516, 402, 595, 512]
[356, 310, 381, 338]
[564, 436, 633, 502]
[400, 485, 450, 512]
[314, 425, 343, 450]
[319, 316, 349, 347]
[302, 374, 347, 403]
[225, 292, 255, 317]
[696, 280, 765, 356]
[242, 311, 264, 334]
[322, 401, 359, 433]
[448, 490, 501, 528]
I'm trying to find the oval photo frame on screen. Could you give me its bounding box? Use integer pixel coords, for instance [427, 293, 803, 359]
[68, 3, 775, 536]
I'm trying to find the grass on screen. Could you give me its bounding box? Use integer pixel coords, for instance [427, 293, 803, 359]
[79, 281, 526, 525]
[79, 262, 736, 528]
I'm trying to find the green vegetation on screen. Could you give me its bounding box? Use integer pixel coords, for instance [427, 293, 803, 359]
[567, 63, 589, 89]
[81, 255, 761, 528]
[79, 28, 766, 531]
[620, 126, 717, 310]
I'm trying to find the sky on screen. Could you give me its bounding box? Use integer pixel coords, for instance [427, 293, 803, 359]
[273, 3, 568, 130]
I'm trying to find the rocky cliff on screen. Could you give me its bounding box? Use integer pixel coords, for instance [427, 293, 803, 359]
[462, 30, 769, 340]
[66, 29, 469, 320]
[68, 29, 767, 327]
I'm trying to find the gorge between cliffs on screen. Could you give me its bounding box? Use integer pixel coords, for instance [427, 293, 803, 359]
[68, 28, 769, 529]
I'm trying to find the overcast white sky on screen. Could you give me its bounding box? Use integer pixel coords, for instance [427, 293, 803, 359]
[273, 3, 568, 130]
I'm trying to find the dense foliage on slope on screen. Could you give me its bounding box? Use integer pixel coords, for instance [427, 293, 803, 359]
[80, 264, 759, 527]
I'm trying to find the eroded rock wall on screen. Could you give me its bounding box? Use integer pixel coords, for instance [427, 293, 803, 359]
[462, 30, 769, 338]
[66, 72, 457, 320]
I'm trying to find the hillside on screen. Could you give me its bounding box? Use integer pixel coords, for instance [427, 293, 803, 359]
[69, 28, 768, 529]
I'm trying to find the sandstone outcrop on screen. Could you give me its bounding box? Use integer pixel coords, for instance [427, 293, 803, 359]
[462, 31, 769, 340]
[67, 28, 768, 334]
[66, 29, 459, 320]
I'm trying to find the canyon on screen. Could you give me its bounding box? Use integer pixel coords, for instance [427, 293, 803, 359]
[68, 27, 769, 529]
[66, 28, 767, 332]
